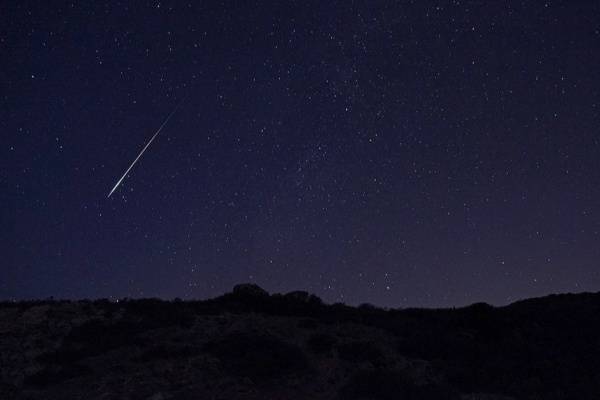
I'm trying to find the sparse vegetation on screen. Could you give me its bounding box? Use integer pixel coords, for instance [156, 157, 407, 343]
[204, 332, 310, 381]
[37, 319, 143, 364]
[307, 332, 337, 354]
[336, 341, 384, 365]
[24, 364, 92, 388]
[338, 370, 459, 400]
[133, 343, 201, 363]
[3, 286, 600, 399]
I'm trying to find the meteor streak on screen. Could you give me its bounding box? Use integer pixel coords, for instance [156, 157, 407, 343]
[107, 100, 184, 198]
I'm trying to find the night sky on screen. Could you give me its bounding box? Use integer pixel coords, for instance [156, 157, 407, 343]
[3, 1, 600, 307]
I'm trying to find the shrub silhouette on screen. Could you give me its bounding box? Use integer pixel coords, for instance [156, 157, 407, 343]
[135, 344, 200, 362]
[307, 333, 337, 354]
[284, 290, 311, 302]
[337, 341, 384, 365]
[24, 364, 92, 388]
[358, 303, 381, 311]
[204, 332, 310, 381]
[297, 318, 319, 329]
[121, 298, 195, 329]
[38, 319, 146, 364]
[338, 370, 459, 400]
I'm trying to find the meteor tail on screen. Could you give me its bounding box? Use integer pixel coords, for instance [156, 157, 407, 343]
[108, 99, 185, 198]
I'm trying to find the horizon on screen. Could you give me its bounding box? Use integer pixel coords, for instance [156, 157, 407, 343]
[3, 282, 598, 310]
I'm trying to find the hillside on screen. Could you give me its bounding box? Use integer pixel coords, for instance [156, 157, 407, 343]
[2, 284, 600, 400]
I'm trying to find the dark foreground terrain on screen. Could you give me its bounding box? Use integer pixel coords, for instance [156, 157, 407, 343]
[2, 285, 600, 400]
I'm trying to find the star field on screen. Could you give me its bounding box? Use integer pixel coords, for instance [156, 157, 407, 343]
[3, 1, 600, 307]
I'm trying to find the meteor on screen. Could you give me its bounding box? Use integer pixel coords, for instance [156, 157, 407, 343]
[107, 100, 184, 198]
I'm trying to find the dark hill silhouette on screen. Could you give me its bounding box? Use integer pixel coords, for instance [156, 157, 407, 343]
[1, 284, 599, 399]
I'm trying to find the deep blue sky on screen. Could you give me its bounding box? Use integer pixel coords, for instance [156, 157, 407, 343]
[3, 1, 600, 307]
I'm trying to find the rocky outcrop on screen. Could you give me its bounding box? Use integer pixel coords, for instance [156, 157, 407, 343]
[232, 283, 269, 298]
